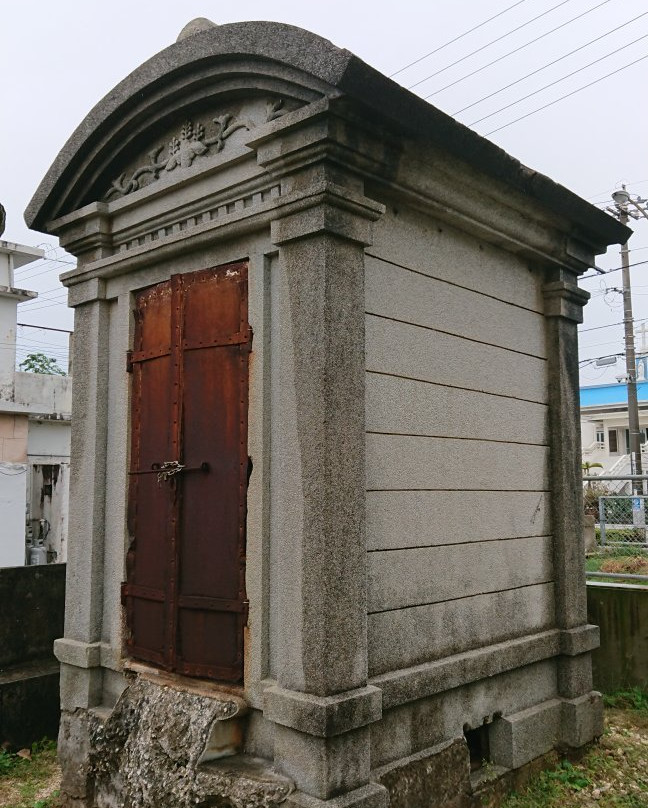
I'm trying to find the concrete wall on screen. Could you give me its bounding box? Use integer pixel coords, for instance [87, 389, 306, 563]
[28, 419, 72, 457]
[0, 413, 28, 462]
[587, 582, 648, 692]
[0, 563, 65, 747]
[14, 371, 71, 416]
[365, 205, 552, 678]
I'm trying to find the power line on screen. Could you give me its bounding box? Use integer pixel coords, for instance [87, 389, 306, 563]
[579, 258, 648, 281]
[14, 255, 76, 273]
[579, 316, 648, 333]
[408, 0, 579, 90]
[587, 178, 648, 202]
[12, 264, 72, 284]
[17, 299, 70, 313]
[390, 0, 528, 77]
[427, 0, 616, 100]
[17, 323, 73, 334]
[483, 52, 648, 135]
[452, 11, 648, 115]
[469, 32, 648, 126]
[20, 290, 68, 306]
[579, 351, 625, 366]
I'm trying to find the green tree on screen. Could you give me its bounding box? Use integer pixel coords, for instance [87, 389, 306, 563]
[19, 352, 66, 375]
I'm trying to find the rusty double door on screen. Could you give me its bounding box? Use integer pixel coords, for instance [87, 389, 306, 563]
[122, 263, 250, 682]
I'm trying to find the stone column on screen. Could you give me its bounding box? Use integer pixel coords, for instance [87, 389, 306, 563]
[52, 278, 110, 805]
[543, 269, 603, 747]
[264, 177, 387, 807]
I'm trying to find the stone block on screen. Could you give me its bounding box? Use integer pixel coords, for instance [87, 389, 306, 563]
[274, 725, 371, 799]
[367, 536, 552, 613]
[559, 625, 600, 657]
[284, 783, 388, 808]
[489, 699, 561, 769]
[366, 315, 548, 404]
[59, 663, 102, 711]
[58, 710, 94, 801]
[368, 584, 555, 676]
[560, 692, 604, 748]
[366, 433, 548, 493]
[370, 206, 544, 312]
[557, 654, 594, 699]
[365, 371, 548, 445]
[366, 490, 550, 552]
[265, 685, 382, 737]
[365, 255, 546, 357]
[372, 738, 470, 808]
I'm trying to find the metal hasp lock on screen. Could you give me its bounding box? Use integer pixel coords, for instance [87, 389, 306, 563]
[128, 460, 210, 485]
[156, 460, 185, 484]
[153, 460, 211, 485]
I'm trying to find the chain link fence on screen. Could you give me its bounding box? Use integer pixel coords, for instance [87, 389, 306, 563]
[599, 495, 648, 546]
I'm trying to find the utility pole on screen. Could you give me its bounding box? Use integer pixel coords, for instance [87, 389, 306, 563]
[607, 186, 648, 488]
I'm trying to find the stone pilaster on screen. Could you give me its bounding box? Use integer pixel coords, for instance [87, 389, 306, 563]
[543, 269, 603, 745]
[267, 177, 387, 806]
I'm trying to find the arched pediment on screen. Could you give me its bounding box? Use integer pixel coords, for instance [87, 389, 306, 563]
[25, 22, 355, 230]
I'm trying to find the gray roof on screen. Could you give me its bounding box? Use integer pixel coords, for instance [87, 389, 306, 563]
[25, 20, 630, 247]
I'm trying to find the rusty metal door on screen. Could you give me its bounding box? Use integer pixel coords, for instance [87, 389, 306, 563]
[122, 262, 250, 682]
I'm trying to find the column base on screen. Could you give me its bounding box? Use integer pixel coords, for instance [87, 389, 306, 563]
[560, 691, 604, 748]
[490, 698, 561, 770]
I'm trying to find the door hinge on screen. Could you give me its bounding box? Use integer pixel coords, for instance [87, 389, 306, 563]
[242, 600, 250, 625]
[126, 350, 133, 373]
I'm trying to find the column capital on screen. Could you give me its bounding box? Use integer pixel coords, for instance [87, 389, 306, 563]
[543, 280, 590, 322]
[271, 181, 384, 247]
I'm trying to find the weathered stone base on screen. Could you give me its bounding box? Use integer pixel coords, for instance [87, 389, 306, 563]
[284, 783, 388, 808]
[373, 739, 470, 808]
[58, 676, 293, 808]
[57, 680, 604, 808]
[370, 695, 604, 808]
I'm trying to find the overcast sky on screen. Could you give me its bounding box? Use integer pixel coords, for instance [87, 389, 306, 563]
[1, 0, 647, 380]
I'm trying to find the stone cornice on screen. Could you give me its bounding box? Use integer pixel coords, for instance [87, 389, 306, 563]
[543, 280, 591, 322]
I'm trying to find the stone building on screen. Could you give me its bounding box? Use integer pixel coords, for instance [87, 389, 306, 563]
[26, 20, 629, 808]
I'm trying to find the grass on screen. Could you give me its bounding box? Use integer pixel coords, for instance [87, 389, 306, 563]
[0, 739, 60, 808]
[501, 692, 648, 808]
[586, 546, 648, 585]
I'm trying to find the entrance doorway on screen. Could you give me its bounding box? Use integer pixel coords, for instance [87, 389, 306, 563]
[122, 263, 250, 682]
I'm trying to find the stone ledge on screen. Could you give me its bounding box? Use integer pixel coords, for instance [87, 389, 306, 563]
[371, 629, 560, 709]
[284, 782, 388, 808]
[264, 685, 382, 738]
[54, 638, 102, 669]
[559, 624, 600, 656]
[0, 658, 59, 685]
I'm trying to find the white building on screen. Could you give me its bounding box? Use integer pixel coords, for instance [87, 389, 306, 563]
[0, 238, 72, 567]
[580, 375, 648, 476]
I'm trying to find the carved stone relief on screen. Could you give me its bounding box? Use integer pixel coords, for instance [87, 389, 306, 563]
[104, 97, 292, 201]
